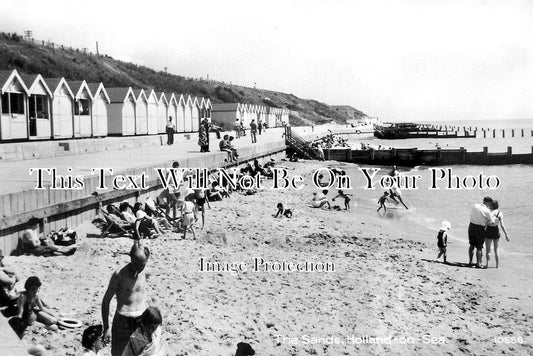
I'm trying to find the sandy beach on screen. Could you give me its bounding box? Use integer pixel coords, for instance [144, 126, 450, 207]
[3, 160, 533, 355]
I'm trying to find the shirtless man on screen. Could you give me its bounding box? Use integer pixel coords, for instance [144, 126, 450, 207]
[0, 249, 20, 305]
[101, 241, 150, 356]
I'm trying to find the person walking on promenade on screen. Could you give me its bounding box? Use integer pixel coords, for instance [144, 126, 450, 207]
[198, 124, 208, 153]
[166, 117, 175, 145]
[258, 119, 263, 135]
[250, 119, 258, 143]
[101, 241, 150, 356]
[468, 197, 495, 268]
[234, 118, 241, 138]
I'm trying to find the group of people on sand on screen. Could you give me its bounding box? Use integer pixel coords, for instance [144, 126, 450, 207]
[434, 196, 509, 269]
[311, 189, 354, 211]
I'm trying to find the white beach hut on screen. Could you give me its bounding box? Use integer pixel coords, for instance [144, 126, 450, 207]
[0, 70, 29, 141]
[177, 94, 186, 133]
[205, 98, 212, 123]
[145, 89, 158, 135]
[132, 89, 148, 135]
[68, 80, 93, 137]
[211, 103, 240, 129]
[156, 92, 168, 134]
[20, 74, 53, 140]
[106, 87, 136, 136]
[192, 96, 200, 132]
[87, 82, 110, 137]
[44, 77, 75, 139]
[166, 93, 178, 131]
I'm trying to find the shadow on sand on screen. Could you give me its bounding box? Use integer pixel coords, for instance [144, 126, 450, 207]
[421, 258, 475, 268]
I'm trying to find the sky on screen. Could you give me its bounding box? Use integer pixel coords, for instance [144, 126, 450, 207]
[1, 0, 532, 122]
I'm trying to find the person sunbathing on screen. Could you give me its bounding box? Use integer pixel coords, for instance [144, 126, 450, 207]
[208, 181, 224, 201]
[0, 249, 20, 306]
[133, 203, 167, 236]
[134, 202, 172, 231]
[106, 205, 135, 230]
[120, 205, 157, 240]
[16, 276, 59, 331]
[20, 218, 76, 257]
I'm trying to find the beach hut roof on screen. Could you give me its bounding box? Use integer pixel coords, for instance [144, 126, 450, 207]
[20, 73, 53, 97]
[185, 95, 193, 107]
[193, 96, 200, 107]
[165, 92, 177, 106]
[87, 82, 111, 103]
[132, 88, 148, 102]
[177, 94, 186, 106]
[205, 98, 212, 109]
[43, 77, 75, 98]
[0, 69, 29, 94]
[157, 92, 168, 105]
[68, 80, 94, 100]
[145, 89, 157, 102]
[106, 87, 135, 103]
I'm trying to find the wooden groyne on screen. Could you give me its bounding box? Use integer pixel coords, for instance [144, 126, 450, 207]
[416, 124, 533, 139]
[325, 146, 533, 166]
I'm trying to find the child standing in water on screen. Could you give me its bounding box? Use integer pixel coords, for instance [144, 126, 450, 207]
[437, 221, 451, 263]
[377, 191, 389, 213]
[332, 190, 353, 210]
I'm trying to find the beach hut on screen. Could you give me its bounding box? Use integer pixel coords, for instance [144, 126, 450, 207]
[106, 87, 136, 136]
[211, 103, 240, 129]
[205, 98, 212, 123]
[132, 89, 148, 135]
[178, 94, 188, 133]
[69, 80, 93, 137]
[145, 89, 158, 135]
[20, 74, 53, 140]
[166, 93, 178, 131]
[267, 107, 276, 128]
[44, 77, 75, 139]
[281, 108, 289, 125]
[192, 96, 200, 132]
[156, 92, 168, 134]
[87, 82, 110, 137]
[200, 98, 207, 121]
[0, 69, 29, 141]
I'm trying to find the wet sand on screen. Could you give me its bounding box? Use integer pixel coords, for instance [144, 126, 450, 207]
[4, 161, 533, 355]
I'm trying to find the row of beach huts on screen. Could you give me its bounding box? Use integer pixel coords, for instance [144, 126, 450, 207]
[0, 69, 289, 142]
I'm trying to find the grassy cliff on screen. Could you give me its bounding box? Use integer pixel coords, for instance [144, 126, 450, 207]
[0, 32, 366, 126]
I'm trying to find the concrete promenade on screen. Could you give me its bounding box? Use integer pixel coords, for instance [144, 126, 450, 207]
[0, 128, 286, 196]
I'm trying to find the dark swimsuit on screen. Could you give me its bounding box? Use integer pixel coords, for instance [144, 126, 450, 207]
[485, 211, 501, 240]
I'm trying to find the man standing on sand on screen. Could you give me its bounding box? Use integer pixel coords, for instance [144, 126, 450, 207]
[468, 197, 495, 268]
[101, 241, 150, 356]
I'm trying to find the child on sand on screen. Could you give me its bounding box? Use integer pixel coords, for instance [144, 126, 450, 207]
[274, 203, 293, 218]
[121, 307, 166, 356]
[81, 324, 103, 356]
[377, 192, 389, 213]
[437, 221, 451, 263]
[181, 194, 197, 240]
[332, 190, 353, 210]
[16, 276, 58, 331]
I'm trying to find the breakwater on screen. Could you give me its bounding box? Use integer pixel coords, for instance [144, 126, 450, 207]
[325, 146, 533, 166]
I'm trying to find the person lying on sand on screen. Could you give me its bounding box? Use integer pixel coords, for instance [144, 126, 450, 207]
[377, 191, 389, 213]
[121, 307, 166, 356]
[274, 203, 293, 218]
[0, 249, 21, 306]
[102, 241, 150, 356]
[332, 190, 353, 210]
[16, 276, 59, 332]
[20, 218, 77, 257]
[311, 190, 330, 209]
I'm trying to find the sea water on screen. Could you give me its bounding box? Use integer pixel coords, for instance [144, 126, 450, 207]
[341, 119, 533, 257]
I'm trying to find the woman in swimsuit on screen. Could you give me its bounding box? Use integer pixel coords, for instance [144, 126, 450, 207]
[485, 200, 509, 268]
[16, 276, 58, 331]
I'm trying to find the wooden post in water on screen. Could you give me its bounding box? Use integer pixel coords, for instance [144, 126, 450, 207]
[483, 129, 486, 138]
[483, 147, 488, 163]
[460, 147, 466, 164]
[502, 129, 505, 138]
[512, 129, 515, 137]
[507, 146, 512, 156]
[493, 129, 496, 138]
[521, 129, 524, 137]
